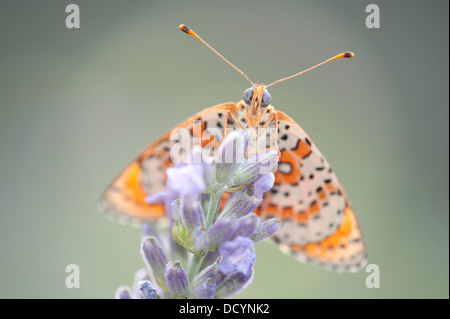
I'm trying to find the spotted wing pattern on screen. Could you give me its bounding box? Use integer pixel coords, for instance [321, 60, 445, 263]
[99, 101, 366, 272]
[257, 110, 367, 272]
[99, 102, 241, 224]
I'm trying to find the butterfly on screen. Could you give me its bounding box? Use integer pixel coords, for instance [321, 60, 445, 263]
[99, 24, 367, 273]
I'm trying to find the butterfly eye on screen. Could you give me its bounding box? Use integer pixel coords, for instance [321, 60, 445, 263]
[243, 87, 254, 105]
[261, 90, 272, 108]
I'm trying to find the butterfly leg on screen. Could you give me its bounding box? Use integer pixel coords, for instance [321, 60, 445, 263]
[257, 107, 280, 156]
[223, 107, 244, 140]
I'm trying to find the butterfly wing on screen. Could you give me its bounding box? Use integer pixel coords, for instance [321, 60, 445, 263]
[99, 102, 241, 224]
[99, 100, 366, 271]
[257, 110, 367, 272]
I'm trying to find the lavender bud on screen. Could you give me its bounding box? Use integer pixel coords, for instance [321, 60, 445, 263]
[141, 237, 168, 283]
[207, 218, 237, 250]
[180, 201, 205, 233]
[220, 173, 275, 220]
[138, 280, 157, 299]
[229, 150, 278, 186]
[250, 218, 281, 242]
[165, 261, 189, 297]
[219, 187, 262, 219]
[115, 286, 132, 299]
[193, 279, 217, 299]
[233, 213, 259, 238]
[215, 269, 254, 299]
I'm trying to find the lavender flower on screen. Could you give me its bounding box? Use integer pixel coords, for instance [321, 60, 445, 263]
[214, 269, 254, 299]
[138, 281, 157, 299]
[220, 174, 275, 219]
[193, 279, 216, 299]
[141, 237, 168, 289]
[218, 236, 256, 275]
[115, 129, 280, 299]
[165, 261, 189, 297]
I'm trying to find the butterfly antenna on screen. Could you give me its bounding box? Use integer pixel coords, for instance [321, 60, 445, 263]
[179, 24, 254, 86]
[266, 52, 355, 88]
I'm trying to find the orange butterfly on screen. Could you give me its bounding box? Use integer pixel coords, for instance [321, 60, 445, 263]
[99, 25, 367, 273]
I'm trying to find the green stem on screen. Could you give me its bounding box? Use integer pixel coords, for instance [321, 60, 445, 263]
[188, 254, 203, 282]
[205, 186, 227, 229]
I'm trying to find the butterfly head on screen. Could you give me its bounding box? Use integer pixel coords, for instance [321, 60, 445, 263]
[243, 85, 271, 109]
[243, 83, 271, 126]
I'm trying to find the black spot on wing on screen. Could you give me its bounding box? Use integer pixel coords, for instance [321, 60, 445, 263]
[305, 137, 311, 146]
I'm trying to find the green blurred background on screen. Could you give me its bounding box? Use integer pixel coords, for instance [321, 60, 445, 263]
[0, 0, 448, 298]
